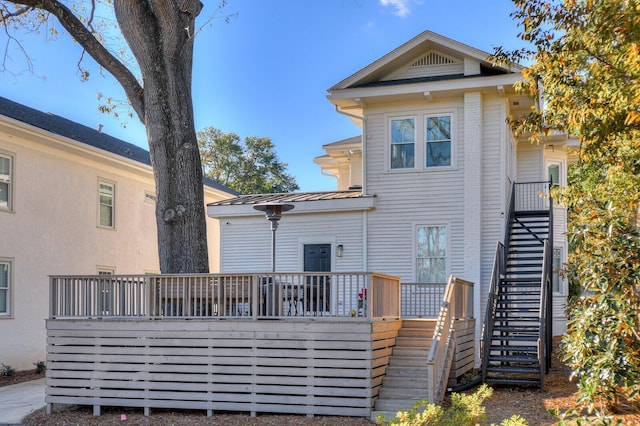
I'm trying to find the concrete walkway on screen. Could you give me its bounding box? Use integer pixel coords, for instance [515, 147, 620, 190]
[0, 378, 45, 425]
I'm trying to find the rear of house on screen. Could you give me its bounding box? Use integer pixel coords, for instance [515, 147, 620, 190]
[208, 30, 571, 344]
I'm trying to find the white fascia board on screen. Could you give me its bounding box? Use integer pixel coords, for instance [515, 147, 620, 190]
[0, 115, 152, 176]
[207, 196, 376, 218]
[329, 73, 523, 103]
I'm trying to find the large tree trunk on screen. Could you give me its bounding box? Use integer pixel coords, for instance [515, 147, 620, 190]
[114, 1, 209, 273]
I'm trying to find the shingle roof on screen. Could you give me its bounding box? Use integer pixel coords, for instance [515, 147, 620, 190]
[0, 96, 237, 195]
[209, 190, 368, 206]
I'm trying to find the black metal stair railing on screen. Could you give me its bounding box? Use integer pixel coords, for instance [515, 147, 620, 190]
[482, 181, 553, 391]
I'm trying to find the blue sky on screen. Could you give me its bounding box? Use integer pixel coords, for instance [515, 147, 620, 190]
[1, 0, 524, 192]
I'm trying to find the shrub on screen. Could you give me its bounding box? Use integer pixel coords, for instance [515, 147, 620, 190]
[376, 384, 528, 426]
[34, 360, 46, 374]
[0, 363, 16, 377]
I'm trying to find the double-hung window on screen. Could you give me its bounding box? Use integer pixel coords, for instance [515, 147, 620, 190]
[426, 115, 452, 167]
[98, 181, 115, 228]
[416, 225, 447, 283]
[0, 260, 11, 316]
[390, 118, 415, 169]
[0, 153, 12, 211]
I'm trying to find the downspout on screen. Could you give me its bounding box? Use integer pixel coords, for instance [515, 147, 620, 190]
[334, 104, 368, 271]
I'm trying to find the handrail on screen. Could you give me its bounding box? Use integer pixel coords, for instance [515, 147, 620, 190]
[481, 241, 504, 382]
[48, 272, 401, 320]
[426, 276, 474, 403]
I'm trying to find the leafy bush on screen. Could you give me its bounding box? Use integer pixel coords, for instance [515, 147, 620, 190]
[34, 360, 46, 374]
[0, 363, 16, 377]
[376, 384, 528, 426]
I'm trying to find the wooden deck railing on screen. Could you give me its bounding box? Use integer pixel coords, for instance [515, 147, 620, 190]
[426, 276, 474, 402]
[49, 272, 401, 320]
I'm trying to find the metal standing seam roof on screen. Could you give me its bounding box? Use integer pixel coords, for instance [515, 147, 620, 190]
[0, 96, 238, 195]
[208, 190, 368, 207]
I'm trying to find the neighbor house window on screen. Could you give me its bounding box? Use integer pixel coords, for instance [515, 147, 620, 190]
[390, 118, 415, 169]
[426, 115, 452, 167]
[0, 153, 13, 211]
[417, 225, 447, 282]
[0, 260, 11, 316]
[98, 181, 115, 228]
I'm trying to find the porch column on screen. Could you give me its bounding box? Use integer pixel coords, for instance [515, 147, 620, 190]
[463, 91, 483, 359]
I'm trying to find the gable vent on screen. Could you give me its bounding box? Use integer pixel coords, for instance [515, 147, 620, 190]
[411, 52, 457, 67]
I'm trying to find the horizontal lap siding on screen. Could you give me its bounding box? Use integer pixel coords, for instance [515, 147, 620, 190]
[364, 104, 465, 282]
[219, 212, 364, 272]
[46, 319, 401, 417]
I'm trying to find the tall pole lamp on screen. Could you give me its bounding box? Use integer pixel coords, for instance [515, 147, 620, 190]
[253, 202, 295, 272]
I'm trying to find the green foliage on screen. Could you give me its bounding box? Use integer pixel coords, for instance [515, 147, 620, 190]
[33, 360, 46, 374]
[0, 363, 15, 377]
[197, 127, 299, 194]
[495, 0, 640, 413]
[376, 385, 528, 426]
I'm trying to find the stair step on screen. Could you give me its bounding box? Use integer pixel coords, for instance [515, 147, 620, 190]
[492, 326, 539, 334]
[488, 354, 539, 363]
[378, 387, 429, 400]
[398, 327, 435, 338]
[485, 365, 541, 374]
[389, 356, 429, 367]
[395, 336, 431, 347]
[487, 334, 538, 342]
[392, 347, 430, 358]
[489, 344, 537, 352]
[382, 376, 429, 389]
[484, 377, 541, 386]
[385, 365, 429, 377]
[375, 399, 424, 413]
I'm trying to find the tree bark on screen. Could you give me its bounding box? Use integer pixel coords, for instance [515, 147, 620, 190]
[113, 0, 209, 273]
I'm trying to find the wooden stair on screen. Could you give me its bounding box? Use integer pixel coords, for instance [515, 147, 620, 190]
[483, 210, 549, 389]
[372, 319, 436, 421]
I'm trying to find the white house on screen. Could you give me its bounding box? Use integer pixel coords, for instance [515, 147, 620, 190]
[0, 97, 237, 370]
[208, 30, 570, 342]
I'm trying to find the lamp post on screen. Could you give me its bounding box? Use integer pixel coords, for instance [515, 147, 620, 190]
[253, 202, 295, 272]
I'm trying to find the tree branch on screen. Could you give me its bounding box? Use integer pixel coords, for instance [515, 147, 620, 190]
[4, 0, 146, 122]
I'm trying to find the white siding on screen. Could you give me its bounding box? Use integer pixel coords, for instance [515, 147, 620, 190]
[516, 142, 543, 183]
[218, 212, 365, 273]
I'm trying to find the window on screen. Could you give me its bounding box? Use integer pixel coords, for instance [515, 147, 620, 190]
[552, 246, 563, 293]
[0, 260, 11, 316]
[548, 163, 560, 186]
[416, 225, 447, 282]
[98, 182, 115, 228]
[0, 153, 12, 211]
[426, 115, 452, 167]
[390, 118, 415, 169]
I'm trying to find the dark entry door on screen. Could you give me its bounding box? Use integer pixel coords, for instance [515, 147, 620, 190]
[304, 244, 331, 314]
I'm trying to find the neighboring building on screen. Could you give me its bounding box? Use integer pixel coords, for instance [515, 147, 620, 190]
[0, 97, 237, 370]
[208, 30, 570, 343]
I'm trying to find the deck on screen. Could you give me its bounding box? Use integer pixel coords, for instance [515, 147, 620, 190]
[45, 273, 474, 418]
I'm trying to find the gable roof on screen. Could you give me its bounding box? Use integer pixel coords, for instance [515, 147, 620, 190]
[0, 96, 237, 195]
[330, 30, 521, 91]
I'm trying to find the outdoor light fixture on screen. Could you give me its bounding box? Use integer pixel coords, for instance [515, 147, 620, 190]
[336, 244, 344, 257]
[253, 202, 295, 272]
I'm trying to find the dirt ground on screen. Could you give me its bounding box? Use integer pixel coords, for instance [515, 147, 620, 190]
[8, 342, 640, 425]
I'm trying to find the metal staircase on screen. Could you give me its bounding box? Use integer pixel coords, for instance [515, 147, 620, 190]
[482, 182, 553, 390]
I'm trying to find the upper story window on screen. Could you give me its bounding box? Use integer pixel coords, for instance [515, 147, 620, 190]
[388, 113, 454, 171]
[390, 118, 415, 169]
[98, 181, 115, 228]
[0, 153, 13, 211]
[426, 115, 452, 167]
[416, 225, 448, 283]
[0, 259, 11, 316]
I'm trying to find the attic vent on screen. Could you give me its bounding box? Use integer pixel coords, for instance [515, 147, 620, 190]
[411, 52, 456, 67]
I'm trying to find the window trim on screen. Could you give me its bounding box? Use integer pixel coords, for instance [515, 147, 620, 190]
[98, 180, 116, 229]
[0, 150, 14, 212]
[425, 114, 454, 169]
[552, 244, 567, 295]
[0, 258, 13, 318]
[414, 224, 449, 283]
[386, 111, 456, 172]
[389, 116, 417, 170]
